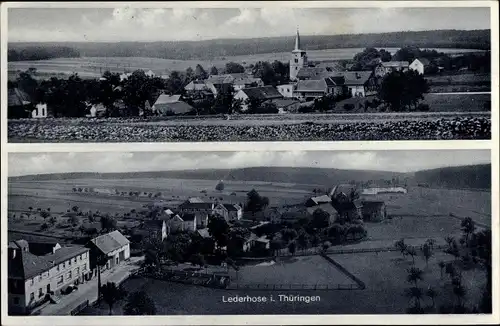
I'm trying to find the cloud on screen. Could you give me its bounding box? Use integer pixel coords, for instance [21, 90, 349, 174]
[8, 150, 490, 177]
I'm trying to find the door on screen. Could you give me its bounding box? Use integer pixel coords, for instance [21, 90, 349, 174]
[47, 284, 51, 294]
[119, 250, 125, 262]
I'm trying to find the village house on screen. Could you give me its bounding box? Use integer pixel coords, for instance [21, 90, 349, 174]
[374, 61, 410, 77]
[306, 203, 338, 225]
[8, 88, 33, 119]
[31, 103, 48, 118]
[409, 58, 431, 75]
[329, 185, 363, 221]
[212, 203, 243, 222]
[294, 76, 346, 101]
[361, 200, 387, 222]
[151, 94, 194, 116]
[342, 71, 378, 97]
[184, 80, 218, 98]
[305, 195, 332, 207]
[269, 98, 302, 113]
[138, 220, 168, 242]
[8, 240, 90, 315]
[277, 84, 296, 98]
[241, 233, 270, 252]
[232, 76, 264, 91]
[88, 103, 107, 118]
[177, 199, 213, 228]
[234, 86, 283, 111]
[86, 230, 130, 273]
[168, 213, 197, 232]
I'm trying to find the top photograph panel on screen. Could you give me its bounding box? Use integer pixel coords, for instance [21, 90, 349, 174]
[6, 5, 492, 142]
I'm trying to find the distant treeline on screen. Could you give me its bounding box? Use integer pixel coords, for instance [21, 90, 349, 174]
[9, 29, 490, 61]
[414, 164, 491, 190]
[8, 46, 80, 61]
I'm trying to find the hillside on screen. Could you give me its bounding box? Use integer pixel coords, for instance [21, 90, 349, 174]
[414, 164, 491, 190]
[8, 29, 490, 61]
[9, 167, 406, 186]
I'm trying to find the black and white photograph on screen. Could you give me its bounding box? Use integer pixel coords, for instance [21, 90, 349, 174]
[5, 4, 493, 142]
[6, 150, 492, 316]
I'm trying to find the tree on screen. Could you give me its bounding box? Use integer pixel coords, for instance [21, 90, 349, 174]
[194, 64, 208, 80]
[245, 189, 270, 216]
[421, 243, 433, 267]
[100, 282, 123, 315]
[209, 66, 218, 75]
[351, 47, 388, 70]
[445, 236, 455, 249]
[406, 267, 424, 287]
[460, 217, 475, 246]
[225, 62, 245, 74]
[406, 246, 417, 264]
[215, 181, 225, 191]
[406, 286, 424, 312]
[40, 222, 49, 231]
[72, 205, 79, 213]
[310, 208, 330, 229]
[288, 241, 296, 256]
[453, 284, 466, 308]
[101, 215, 117, 232]
[281, 228, 298, 243]
[252, 61, 276, 85]
[69, 215, 80, 227]
[207, 214, 230, 249]
[395, 238, 408, 258]
[438, 261, 445, 279]
[296, 230, 310, 251]
[123, 291, 157, 315]
[40, 211, 50, 220]
[426, 287, 437, 309]
[378, 70, 429, 112]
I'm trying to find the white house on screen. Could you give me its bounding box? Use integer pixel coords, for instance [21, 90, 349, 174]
[32, 103, 48, 119]
[145, 70, 156, 78]
[277, 84, 296, 98]
[374, 61, 410, 77]
[168, 214, 197, 232]
[212, 203, 243, 222]
[234, 86, 283, 111]
[87, 230, 130, 272]
[88, 103, 107, 118]
[409, 58, 431, 75]
[8, 240, 90, 315]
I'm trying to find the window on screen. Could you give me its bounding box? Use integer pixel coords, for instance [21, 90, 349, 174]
[83, 263, 87, 271]
[38, 288, 43, 298]
[57, 264, 60, 272]
[75, 268, 79, 276]
[67, 271, 72, 280]
[31, 278, 34, 286]
[74, 257, 77, 263]
[294, 59, 298, 63]
[62, 262, 65, 268]
[57, 276, 63, 285]
[30, 293, 34, 302]
[68, 260, 71, 266]
[42, 108, 45, 116]
[79, 254, 82, 261]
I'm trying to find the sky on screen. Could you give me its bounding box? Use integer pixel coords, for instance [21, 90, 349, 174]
[8, 150, 491, 177]
[7, 6, 491, 42]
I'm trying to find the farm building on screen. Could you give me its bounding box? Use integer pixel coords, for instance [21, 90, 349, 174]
[342, 71, 378, 97]
[305, 195, 332, 207]
[178, 200, 213, 227]
[361, 201, 387, 222]
[409, 58, 431, 75]
[306, 203, 337, 225]
[8, 88, 33, 119]
[276, 84, 296, 98]
[295, 76, 346, 101]
[168, 213, 197, 232]
[374, 61, 409, 77]
[268, 99, 302, 113]
[184, 80, 217, 97]
[212, 203, 243, 222]
[8, 240, 90, 315]
[87, 230, 130, 272]
[151, 94, 194, 115]
[139, 220, 168, 241]
[234, 86, 283, 111]
[88, 103, 107, 118]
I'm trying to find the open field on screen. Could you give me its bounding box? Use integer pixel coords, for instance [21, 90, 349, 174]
[426, 73, 490, 86]
[231, 256, 356, 287]
[8, 48, 485, 79]
[8, 111, 491, 142]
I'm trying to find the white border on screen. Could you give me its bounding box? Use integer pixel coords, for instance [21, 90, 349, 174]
[1, 1, 499, 325]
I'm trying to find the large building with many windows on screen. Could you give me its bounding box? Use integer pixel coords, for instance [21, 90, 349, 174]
[8, 240, 90, 315]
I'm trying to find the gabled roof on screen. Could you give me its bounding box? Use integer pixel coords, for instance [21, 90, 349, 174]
[142, 220, 165, 229]
[296, 79, 327, 92]
[8, 250, 53, 279]
[179, 202, 213, 210]
[233, 77, 263, 86]
[153, 94, 181, 105]
[43, 246, 89, 266]
[269, 99, 301, 109]
[309, 195, 332, 205]
[8, 88, 32, 107]
[180, 213, 196, 221]
[187, 197, 205, 204]
[414, 58, 431, 65]
[154, 101, 194, 115]
[306, 203, 337, 216]
[197, 228, 211, 238]
[381, 61, 409, 68]
[239, 86, 282, 101]
[223, 204, 241, 211]
[90, 230, 129, 255]
[297, 67, 328, 80]
[185, 80, 212, 91]
[342, 71, 373, 86]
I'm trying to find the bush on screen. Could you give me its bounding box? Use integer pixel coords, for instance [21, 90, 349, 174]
[416, 103, 430, 112]
[298, 105, 315, 113]
[343, 103, 355, 111]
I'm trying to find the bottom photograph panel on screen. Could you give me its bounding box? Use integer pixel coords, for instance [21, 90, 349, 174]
[6, 150, 492, 316]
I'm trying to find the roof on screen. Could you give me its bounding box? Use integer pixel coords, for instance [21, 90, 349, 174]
[185, 80, 212, 91]
[342, 71, 373, 86]
[154, 101, 194, 115]
[197, 229, 211, 238]
[187, 197, 205, 204]
[306, 203, 337, 216]
[90, 230, 129, 255]
[222, 204, 241, 212]
[268, 99, 301, 109]
[415, 58, 431, 65]
[239, 86, 282, 101]
[329, 184, 357, 197]
[9, 250, 53, 279]
[297, 67, 329, 80]
[361, 200, 386, 208]
[142, 220, 165, 229]
[233, 77, 263, 86]
[309, 195, 332, 205]
[8, 88, 32, 107]
[180, 213, 196, 221]
[153, 94, 182, 105]
[381, 61, 409, 68]
[296, 79, 327, 92]
[43, 246, 89, 266]
[179, 202, 213, 210]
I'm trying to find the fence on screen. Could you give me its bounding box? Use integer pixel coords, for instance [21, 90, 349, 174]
[227, 283, 360, 291]
[70, 300, 89, 316]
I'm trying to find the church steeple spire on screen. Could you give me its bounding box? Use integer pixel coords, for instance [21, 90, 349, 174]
[294, 27, 301, 51]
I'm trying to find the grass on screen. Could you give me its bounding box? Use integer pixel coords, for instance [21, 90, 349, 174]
[232, 256, 356, 287]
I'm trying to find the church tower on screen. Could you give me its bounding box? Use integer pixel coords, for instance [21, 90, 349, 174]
[289, 28, 308, 81]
